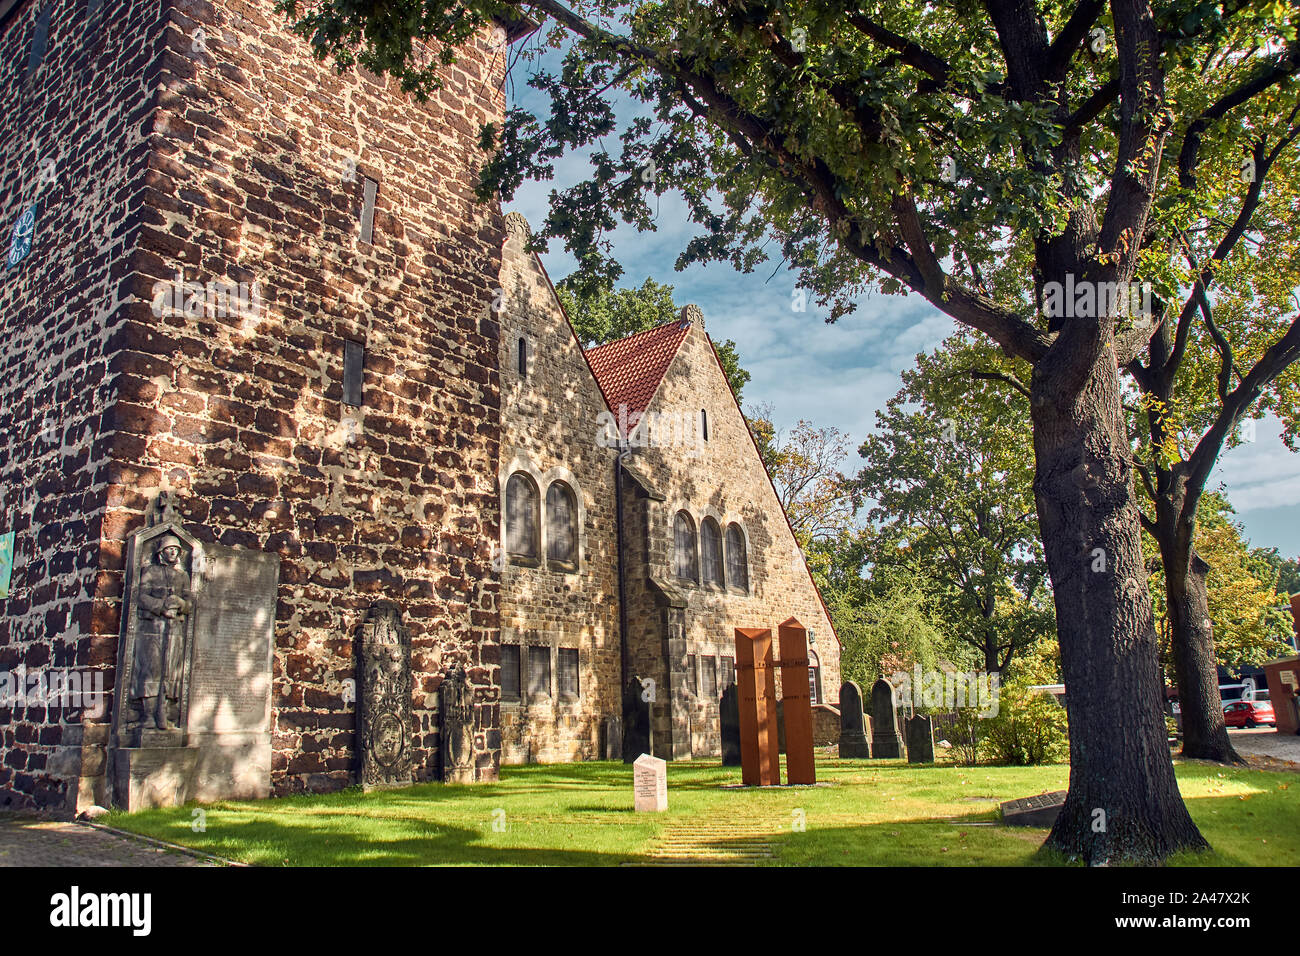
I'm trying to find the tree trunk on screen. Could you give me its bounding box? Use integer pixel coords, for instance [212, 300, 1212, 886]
[1031, 350, 1207, 864]
[1163, 546, 1242, 764]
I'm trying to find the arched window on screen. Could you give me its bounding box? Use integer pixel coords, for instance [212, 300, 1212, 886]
[673, 511, 698, 583]
[808, 650, 822, 704]
[505, 473, 539, 562]
[517, 337, 528, 378]
[726, 523, 748, 592]
[700, 408, 709, 441]
[701, 517, 723, 587]
[546, 481, 578, 567]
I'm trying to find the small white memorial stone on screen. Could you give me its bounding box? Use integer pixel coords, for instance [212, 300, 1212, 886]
[633, 753, 667, 812]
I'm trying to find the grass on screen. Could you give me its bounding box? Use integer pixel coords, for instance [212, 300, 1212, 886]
[103, 756, 1299, 866]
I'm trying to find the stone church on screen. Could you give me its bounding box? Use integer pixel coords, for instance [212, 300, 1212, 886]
[0, 0, 840, 813]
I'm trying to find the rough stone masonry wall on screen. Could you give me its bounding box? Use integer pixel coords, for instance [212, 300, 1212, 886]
[628, 321, 842, 759]
[25, 0, 510, 803]
[0, 0, 173, 810]
[497, 221, 621, 763]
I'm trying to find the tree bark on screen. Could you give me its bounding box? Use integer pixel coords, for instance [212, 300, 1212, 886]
[1162, 544, 1243, 763]
[1031, 348, 1207, 864]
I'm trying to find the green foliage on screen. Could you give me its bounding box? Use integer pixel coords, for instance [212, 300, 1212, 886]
[555, 277, 751, 402]
[981, 677, 1070, 766]
[853, 333, 1054, 673]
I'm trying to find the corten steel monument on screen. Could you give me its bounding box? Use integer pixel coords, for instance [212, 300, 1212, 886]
[777, 618, 816, 785]
[734, 628, 781, 786]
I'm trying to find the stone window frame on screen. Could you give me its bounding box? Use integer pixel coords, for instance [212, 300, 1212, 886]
[671, 508, 699, 584]
[724, 520, 751, 595]
[503, 470, 541, 567]
[499, 628, 584, 710]
[685, 644, 730, 709]
[500, 644, 522, 702]
[499, 456, 588, 575]
[545, 479, 579, 572]
[808, 649, 823, 705]
[699, 510, 726, 592]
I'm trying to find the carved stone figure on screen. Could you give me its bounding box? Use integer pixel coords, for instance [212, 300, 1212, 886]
[439, 664, 475, 783]
[130, 534, 193, 731]
[358, 600, 413, 790]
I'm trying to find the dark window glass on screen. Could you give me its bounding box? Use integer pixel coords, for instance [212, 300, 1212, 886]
[505, 473, 539, 560]
[517, 337, 527, 377]
[701, 518, 723, 586]
[527, 645, 550, 697]
[558, 648, 579, 697]
[721, 656, 735, 689]
[686, 654, 697, 695]
[673, 511, 697, 582]
[360, 177, 378, 243]
[701, 408, 709, 441]
[546, 481, 577, 565]
[726, 524, 748, 592]
[701, 657, 717, 701]
[343, 339, 364, 406]
[501, 645, 520, 701]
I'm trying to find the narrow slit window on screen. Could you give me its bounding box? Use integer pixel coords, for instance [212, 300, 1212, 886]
[27, 4, 51, 78]
[517, 337, 527, 377]
[558, 648, 579, 698]
[701, 409, 709, 442]
[686, 654, 697, 696]
[360, 177, 378, 244]
[343, 339, 364, 406]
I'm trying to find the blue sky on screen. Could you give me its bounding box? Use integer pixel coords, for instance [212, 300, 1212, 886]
[503, 61, 1300, 559]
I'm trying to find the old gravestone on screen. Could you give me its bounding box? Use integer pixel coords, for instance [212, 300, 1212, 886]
[905, 713, 935, 764]
[109, 491, 280, 810]
[870, 678, 904, 759]
[838, 680, 871, 759]
[358, 600, 414, 790]
[603, 714, 623, 761]
[719, 682, 741, 766]
[633, 752, 667, 812]
[439, 664, 475, 784]
[622, 675, 651, 762]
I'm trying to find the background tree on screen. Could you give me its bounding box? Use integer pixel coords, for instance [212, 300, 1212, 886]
[276, 0, 1300, 863]
[745, 403, 861, 543]
[855, 336, 1055, 675]
[557, 277, 752, 401]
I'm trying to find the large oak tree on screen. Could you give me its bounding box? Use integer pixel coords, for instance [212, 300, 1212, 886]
[277, 0, 1300, 862]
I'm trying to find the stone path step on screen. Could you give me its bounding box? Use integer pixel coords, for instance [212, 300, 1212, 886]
[632, 818, 779, 867]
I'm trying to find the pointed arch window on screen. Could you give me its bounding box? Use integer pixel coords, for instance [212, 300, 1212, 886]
[673, 511, 698, 583]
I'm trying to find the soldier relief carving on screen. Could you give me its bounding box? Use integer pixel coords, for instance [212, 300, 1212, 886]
[358, 600, 414, 789]
[440, 664, 474, 783]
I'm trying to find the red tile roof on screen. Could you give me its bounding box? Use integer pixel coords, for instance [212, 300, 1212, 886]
[584, 320, 692, 434]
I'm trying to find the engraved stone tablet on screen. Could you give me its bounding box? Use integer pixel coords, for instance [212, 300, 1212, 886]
[633, 753, 667, 812]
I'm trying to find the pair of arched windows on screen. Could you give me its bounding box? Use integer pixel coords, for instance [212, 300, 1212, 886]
[673, 513, 748, 592]
[505, 473, 578, 568]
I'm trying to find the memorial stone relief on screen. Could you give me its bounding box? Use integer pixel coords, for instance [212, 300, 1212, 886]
[440, 664, 476, 784]
[358, 601, 414, 790]
[108, 493, 280, 810]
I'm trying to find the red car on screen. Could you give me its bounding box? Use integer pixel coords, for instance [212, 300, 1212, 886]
[1224, 699, 1276, 728]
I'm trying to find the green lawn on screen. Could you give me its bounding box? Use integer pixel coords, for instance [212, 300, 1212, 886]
[104, 757, 1298, 866]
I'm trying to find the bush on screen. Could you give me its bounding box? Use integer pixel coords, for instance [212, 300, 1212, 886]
[981, 678, 1068, 765]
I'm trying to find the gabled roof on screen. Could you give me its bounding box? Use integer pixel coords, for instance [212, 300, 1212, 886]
[583, 320, 692, 431]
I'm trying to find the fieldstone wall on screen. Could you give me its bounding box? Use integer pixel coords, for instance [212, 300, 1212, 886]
[0, 0, 172, 810]
[496, 216, 621, 763]
[1, 0, 510, 809]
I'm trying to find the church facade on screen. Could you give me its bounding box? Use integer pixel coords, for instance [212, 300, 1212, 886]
[0, 0, 839, 814]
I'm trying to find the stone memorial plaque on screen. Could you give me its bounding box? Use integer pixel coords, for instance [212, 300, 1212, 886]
[633, 752, 667, 812]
